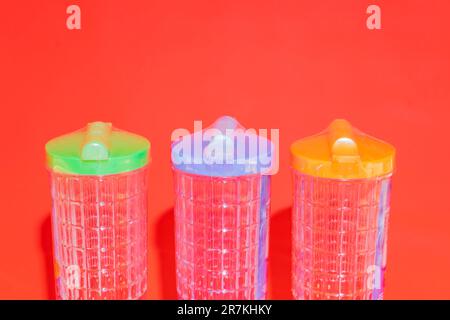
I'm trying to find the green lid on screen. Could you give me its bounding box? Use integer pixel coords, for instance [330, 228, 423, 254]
[45, 122, 150, 175]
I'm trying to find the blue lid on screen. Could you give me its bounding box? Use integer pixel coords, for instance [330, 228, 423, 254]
[171, 116, 274, 177]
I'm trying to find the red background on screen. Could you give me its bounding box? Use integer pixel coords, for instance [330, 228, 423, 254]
[0, 0, 449, 299]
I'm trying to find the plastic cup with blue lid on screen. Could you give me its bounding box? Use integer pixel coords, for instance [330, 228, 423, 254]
[171, 116, 274, 299]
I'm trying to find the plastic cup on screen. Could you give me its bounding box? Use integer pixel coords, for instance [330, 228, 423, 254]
[171, 116, 273, 299]
[290, 119, 395, 300]
[46, 122, 150, 300]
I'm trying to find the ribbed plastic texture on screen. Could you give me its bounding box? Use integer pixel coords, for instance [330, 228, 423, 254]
[292, 171, 391, 300]
[174, 170, 270, 299]
[50, 167, 148, 300]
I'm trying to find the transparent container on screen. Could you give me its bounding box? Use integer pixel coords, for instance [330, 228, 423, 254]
[46, 122, 150, 300]
[171, 116, 274, 299]
[290, 120, 395, 300]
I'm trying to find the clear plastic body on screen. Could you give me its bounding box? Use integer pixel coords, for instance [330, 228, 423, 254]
[50, 166, 148, 300]
[292, 171, 392, 300]
[173, 170, 270, 299]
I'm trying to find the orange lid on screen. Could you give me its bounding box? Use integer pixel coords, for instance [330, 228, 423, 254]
[290, 119, 395, 179]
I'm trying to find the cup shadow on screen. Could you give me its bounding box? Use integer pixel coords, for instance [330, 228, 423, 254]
[154, 207, 177, 299]
[41, 213, 56, 299]
[268, 207, 293, 299]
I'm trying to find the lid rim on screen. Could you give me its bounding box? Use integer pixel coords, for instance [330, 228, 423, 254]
[48, 163, 149, 176]
[291, 168, 393, 181]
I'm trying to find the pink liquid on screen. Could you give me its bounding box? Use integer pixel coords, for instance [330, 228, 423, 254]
[292, 171, 392, 300]
[50, 167, 148, 300]
[173, 170, 270, 299]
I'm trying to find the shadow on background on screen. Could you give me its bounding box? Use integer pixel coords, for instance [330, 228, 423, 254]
[269, 207, 293, 299]
[155, 207, 177, 299]
[41, 213, 56, 299]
